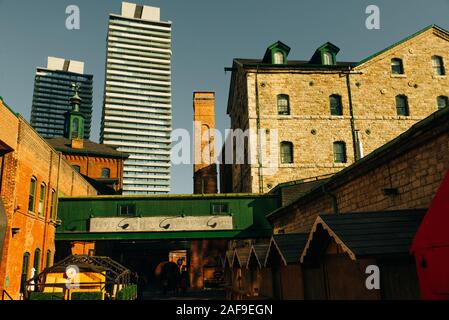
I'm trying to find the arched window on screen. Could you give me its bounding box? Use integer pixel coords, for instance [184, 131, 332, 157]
[437, 95, 449, 110]
[46, 250, 52, 269]
[28, 176, 37, 213]
[50, 189, 57, 221]
[280, 141, 293, 164]
[391, 58, 404, 75]
[277, 94, 290, 115]
[72, 118, 79, 139]
[101, 168, 111, 178]
[72, 165, 80, 173]
[330, 94, 343, 116]
[38, 183, 46, 217]
[323, 52, 333, 65]
[20, 252, 30, 293]
[432, 55, 445, 75]
[33, 248, 41, 273]
[273, 51, 284, 64]
[396, 95, 410, 116]
[333, 141, 347, 163]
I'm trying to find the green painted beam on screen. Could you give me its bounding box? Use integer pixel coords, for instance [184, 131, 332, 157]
[55, 228, 272, 241]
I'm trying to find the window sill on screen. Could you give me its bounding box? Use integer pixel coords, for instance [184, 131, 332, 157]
[279, 163, 295, 168]
[390, 74, 406, 78]
[432, 75, 446, 79]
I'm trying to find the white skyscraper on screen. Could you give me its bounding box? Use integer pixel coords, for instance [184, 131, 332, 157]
[101, 2, 172, 194]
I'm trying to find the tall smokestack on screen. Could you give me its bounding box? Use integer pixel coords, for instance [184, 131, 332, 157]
[193, 91, 218, 194]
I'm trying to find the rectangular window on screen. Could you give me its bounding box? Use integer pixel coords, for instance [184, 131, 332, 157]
[118, 204, 136, 216]
[211, 203, 229, 214]
[280, 142, 293, 164]
[333, 142, 347, 163]
[28, 177, 37, 213]
[396, 95, 410, 116]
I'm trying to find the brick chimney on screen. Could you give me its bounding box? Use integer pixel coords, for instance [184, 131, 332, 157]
[193, 91, 218, 194]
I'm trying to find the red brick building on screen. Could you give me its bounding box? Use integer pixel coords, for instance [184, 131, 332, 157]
[0, 97, 97, 300]
[46, 90, 128, 195]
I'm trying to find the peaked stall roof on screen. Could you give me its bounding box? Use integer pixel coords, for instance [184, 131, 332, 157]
[233, 246, 252, 268]
[301, 209, 426, 263]
[248, 243, 270, 269]
[265, 233, 308, 267]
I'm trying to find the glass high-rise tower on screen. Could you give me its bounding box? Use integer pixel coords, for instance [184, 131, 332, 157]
[100, 2, 172, 194]
[30, 57, 93, 139]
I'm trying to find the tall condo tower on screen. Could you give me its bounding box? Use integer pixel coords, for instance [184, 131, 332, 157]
[31, 57, 93, 139]
[101, 2, 172, 194]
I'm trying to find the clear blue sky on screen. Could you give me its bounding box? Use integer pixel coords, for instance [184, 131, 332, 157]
[1, 0, 448, 193]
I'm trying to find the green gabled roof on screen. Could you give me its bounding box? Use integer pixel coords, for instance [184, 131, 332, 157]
[0, 96, 18, 117]
[356, 24, 449, 67]
[301, 209, 426, 263]
[59, 193, 278, 201]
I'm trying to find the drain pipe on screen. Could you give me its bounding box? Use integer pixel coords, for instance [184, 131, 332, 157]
[255, 65, 264, 194]
[345, 68, 359, 162]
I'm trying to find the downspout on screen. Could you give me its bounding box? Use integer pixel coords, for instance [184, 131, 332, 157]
[255, 65, 264, 194]
[345, 68, 359, 162]
[55, 153, 61, 221]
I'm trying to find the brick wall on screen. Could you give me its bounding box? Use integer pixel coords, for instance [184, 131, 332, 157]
[193, 92, 218, 194]
[63, 155, 124, 193]
[270, 108, 449, 234]
[0, 100, 96, 299]
[227, 26, 449, 194]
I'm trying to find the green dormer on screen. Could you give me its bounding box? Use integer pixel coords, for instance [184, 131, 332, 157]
[64, 84, 85, 140]
[262, 41, 291, 65]
[310, 42, 340, 66]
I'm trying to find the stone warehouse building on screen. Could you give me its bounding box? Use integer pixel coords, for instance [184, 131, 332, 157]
[223, 104, 449, 300]
[0, 97, 97, 300]
[221, 24, 449, 193]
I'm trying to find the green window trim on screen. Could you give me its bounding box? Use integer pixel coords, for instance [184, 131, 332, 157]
[280, 141, 294, 164]
[333, 141, 347, 163]
[432, 55, 445, 76]
[330, 94, 343, 116]
[46, 250, 52, 269]
[321, 51, 336, 65]
[33, 248, 41, 273]
[118, 204, 137, 216]
[28, 177, 37, 213]
[396, 95, 410, 116]
[277, 94, 290, 115]
[20, 252, 30, 293]
[210, 203, 230, 215]
[38, 183, 46, 217]
[391, 58, 404, 75]
[50, 189, 57, 221]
